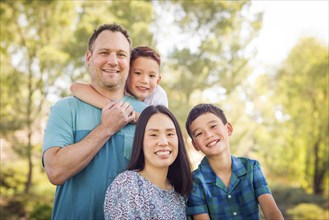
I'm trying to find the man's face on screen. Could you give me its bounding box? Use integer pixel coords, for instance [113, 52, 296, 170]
[86, 30, 130, 91]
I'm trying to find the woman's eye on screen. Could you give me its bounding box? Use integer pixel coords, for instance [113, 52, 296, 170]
[195, 132, 202, 137]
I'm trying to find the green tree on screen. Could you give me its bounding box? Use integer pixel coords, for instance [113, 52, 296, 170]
[62, 0, 155, 84]
[0, 0, 155, 195]
[0, 0, 76, 193]
[153, 0, 262, 124]
[274, 37, 328, 194]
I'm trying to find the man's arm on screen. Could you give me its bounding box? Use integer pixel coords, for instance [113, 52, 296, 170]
[43, 100, 134, 185]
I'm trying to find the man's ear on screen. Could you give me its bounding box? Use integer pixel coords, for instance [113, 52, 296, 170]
[157, 75, 161, 84]
[86, 50, 91, 67]
[192, 140, 200, 151]
[227, 122, 233, 136]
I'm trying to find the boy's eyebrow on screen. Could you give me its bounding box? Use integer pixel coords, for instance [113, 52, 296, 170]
[191, 120, 219, 136]
[192, 128, 200, 136]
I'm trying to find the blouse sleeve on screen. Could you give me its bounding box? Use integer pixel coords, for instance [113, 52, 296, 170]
[104, 172, 136, 220]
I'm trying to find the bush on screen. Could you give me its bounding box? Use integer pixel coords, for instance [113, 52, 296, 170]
[30, 203, 52, 220]
[287, 203, 328, 219]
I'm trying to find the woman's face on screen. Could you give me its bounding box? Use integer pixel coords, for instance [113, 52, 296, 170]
[143, 113, 178, 171]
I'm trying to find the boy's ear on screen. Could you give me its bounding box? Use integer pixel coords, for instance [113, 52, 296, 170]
[192, 140, 200, 151]
[157, 75, 161, 84]
[227, 122, 233, 136]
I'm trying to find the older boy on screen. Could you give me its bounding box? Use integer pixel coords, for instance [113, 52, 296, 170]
[185, 104, 283, 220]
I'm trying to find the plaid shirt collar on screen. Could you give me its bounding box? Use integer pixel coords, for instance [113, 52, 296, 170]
[199, 155, 247, 193]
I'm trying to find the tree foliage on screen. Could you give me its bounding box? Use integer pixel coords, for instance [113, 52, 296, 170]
[0, 0, 77, 193]
[153, 0, 262, 124]
[273, 37, 328, 194]
[0, 0, 155, 194]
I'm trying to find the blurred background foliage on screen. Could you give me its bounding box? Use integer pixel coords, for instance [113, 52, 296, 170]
[0, 0, 328, 219]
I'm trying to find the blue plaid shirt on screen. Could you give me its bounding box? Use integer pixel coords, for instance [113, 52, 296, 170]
[186, 156, 271, 219]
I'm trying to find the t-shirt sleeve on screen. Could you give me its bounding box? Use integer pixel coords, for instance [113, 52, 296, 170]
[144, 85, 168, 107]
[186, 176, 208, 216]
[103, 172, 138, 220]
[252, 160, 271, 198]
[42, 98, 75, 164]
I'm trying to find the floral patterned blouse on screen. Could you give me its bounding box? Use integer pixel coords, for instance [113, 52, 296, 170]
[104, 170, 186, 220]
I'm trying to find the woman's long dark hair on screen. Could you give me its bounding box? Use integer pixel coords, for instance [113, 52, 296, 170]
[127, 105, 192, 196]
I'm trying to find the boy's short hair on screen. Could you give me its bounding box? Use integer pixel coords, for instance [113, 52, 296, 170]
[185, 103, 228, 138]
[130, 46, 161, 67]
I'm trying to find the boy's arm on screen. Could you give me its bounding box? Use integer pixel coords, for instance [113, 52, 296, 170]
[71, 83, 139, 123]
[258, 194, 284, 220]
[70, 82, 109, 109]
[192, 213, 211, 220]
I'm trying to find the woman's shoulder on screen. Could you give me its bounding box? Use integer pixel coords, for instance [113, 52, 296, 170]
[110, 170, 140, 188]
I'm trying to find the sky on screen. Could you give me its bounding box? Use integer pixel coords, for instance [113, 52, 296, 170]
[250, 0, 328, 66]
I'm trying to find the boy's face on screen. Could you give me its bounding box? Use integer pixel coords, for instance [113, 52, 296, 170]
[127, 57, 161, 101]
[189, 113, 233, 157]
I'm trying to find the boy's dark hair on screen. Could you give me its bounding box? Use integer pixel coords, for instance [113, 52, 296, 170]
[130, 46, 161, 67]
[185, 103, 228, 138]
[127, 105, 192, 196]
[88, 23, 132, 52]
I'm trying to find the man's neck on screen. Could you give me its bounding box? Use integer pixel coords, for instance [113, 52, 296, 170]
[91, 84, 125, 101]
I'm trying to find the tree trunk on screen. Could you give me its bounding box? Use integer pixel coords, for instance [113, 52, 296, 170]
[312, 140, 324, 194]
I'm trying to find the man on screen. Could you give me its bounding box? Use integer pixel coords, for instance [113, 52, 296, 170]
[42, 24, 147, 219]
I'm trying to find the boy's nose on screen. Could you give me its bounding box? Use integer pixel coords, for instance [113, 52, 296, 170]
[204, 130, 213, 139]
[140, 75, 148, 84]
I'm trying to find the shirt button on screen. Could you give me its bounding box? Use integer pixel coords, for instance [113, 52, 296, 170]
[233, 212, 237, 215]
[228, 195, 231, 198]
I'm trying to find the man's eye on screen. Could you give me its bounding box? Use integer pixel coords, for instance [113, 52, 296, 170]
[100, 51, 109, 55]
[118, 53, 127, 57]
[149, 74, 156, 78]
[211, 125, 218, 129]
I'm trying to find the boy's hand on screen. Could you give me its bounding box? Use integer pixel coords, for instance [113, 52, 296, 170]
[100, 100, 135, 135]
[130, 111, 140, 124]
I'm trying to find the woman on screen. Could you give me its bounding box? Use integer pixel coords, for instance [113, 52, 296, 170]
[104, 105, 192, 219]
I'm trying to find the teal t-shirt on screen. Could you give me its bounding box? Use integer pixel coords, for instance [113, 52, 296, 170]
[42, 96, 147, 220]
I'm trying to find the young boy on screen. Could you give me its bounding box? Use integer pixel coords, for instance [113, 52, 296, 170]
[70, 46, 168, 111]
[185, 104, 284, 220]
